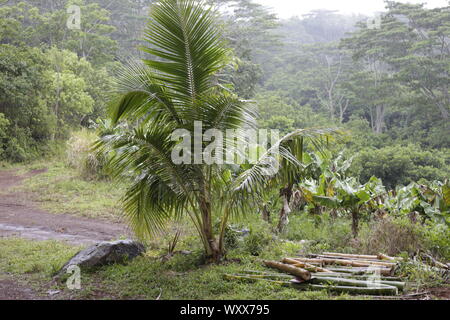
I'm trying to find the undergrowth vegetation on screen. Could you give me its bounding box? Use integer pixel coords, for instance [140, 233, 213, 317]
[13, 160, 125, 222]
[3, 126, 447, 299]
[1, 211, 447, 299]
[0, 238, 79, 276]
[66, 129, 109, 180]
[0, 237, 359, 300]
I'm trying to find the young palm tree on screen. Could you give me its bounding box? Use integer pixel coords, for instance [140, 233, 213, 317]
[96, 0, 338, 262]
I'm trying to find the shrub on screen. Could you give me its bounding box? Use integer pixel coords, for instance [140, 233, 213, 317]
[66, 129, 108, 179]
[223, 225, 240, 250]
[242, 221, 274, 256]
[358, 218, 425, 256]
[3, 137, 28, 162]
[396, 258, 447, 290]
[352, 144, 449, 189]
[423, 222, 450, 261]
[0, 113, 8, 158]
[285, 213, 354, 252]
[0, 125, 39, 162]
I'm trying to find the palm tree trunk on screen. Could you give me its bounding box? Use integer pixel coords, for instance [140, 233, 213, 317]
[277, 186, 293, 233]
[261, 204, 270, 222]
[204, 233, 221, 263]
[199, 198, 223, 263]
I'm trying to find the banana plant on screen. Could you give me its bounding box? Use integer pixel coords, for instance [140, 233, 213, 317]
[303, 176, 385, 237]
[297, 152, 355, 216]
[383, 180, 450, 226]
[297, 152, 449, 238]
[271, 138, 336, 233]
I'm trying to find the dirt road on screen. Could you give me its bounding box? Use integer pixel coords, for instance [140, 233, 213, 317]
[0, 168, 134, 299]
[0, 169, 130, 245]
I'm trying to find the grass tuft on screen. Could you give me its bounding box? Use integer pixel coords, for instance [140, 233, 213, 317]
[12, 161, 125, 221]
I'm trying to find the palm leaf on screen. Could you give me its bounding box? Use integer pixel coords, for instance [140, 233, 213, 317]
[142, 0, 230, 102]
[110, 61, 181, 125]
[228, 128, 342, 217]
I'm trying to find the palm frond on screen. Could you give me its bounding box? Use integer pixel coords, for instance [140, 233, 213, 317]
[227, 128, 342, 217]
[95, 122, 201, 238]
[110, 61, 181, 125]
[195, 94, 258, 131]
[142, 0, 230, 101]
[122, 173, 189, 238]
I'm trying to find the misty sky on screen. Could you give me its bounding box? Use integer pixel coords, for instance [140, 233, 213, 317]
[255, 0, 449, 18]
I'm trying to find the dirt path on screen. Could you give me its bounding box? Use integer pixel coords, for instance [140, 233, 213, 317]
[0, 169, 133, 299]
[0, 169, 131, 246]
[0, 277, 48, 300]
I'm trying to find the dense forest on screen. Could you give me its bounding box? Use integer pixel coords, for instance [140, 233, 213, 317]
[1, 0, 448, 187]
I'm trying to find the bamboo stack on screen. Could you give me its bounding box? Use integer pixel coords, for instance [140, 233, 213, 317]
[294, 252, 399, 276]
[264, 260, 311, 281]
[224, 252, 407, 296]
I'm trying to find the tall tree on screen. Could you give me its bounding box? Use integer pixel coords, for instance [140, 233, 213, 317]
[208, 0, 280, 98]
[342, 1, 450, 122]
[97, 0, 336, 261]
[0, 0, 117, 65]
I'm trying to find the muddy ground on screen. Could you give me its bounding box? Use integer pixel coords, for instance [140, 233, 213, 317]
[0, 169, 130, 245]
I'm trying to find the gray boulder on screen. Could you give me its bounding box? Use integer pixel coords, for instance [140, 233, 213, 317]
[57, 240, 145, 276]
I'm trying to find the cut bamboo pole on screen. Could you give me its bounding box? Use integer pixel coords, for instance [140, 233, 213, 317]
[225, 274, 404, 294]
[354, 260, 396, 267]
[326, 267, 393, 276]
[377, 253, 402, 262]
[293, 257, 395, 268]
[263, 260, 311, 281]
[244, 269, 399, 279]
[292, 257, 326, 264]
[224, 274, 290, 286]
[322, 252, 379, 260]
[325, 267, 367, 274]
[311, 272, 403, 282]
[283, 258, 332, 273]
[373, 280, 404, 291]
[310, 276, 405, 291]
[299, 263, 332, 273]
[234, 273, 294, 280]
[314, 254, 382, 262]
[311, 276, 376, 287]
[311, 272, 364, 278]
[336, 259, 395, 267]
[291, 281, 399, 296]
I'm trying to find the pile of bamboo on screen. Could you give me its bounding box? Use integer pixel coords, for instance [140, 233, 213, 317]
[224, 252, 407, 296]
[287, 252, 401, 277]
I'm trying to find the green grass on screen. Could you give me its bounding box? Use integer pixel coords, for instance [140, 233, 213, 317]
[0, 237, 361, 300]
[283, 214, 355, 253]
[0, 238, 79, 276]
[11, 161, 126, 221]
[93, 254, 353, 300]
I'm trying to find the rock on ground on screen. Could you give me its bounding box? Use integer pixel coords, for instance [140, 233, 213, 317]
[58, 240, 145, 275]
